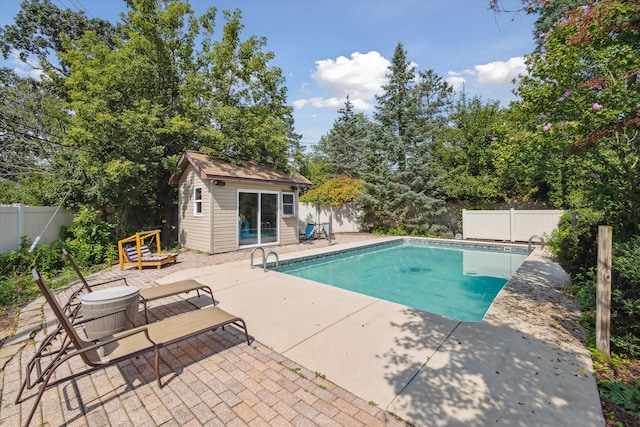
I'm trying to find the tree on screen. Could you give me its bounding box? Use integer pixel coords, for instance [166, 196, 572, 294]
[0, 0, 121, 205]
[55, 0, 202, 232]
[311, 96, 372, 179]
[196, 8, 301, 171]
[0, 0, 121, 80]
[299, 175, 362, 207]
[516, 0, 640, 237]
[358, 43, 449, 233]
[2, 0, 300, 239]
[0, 69, 65, 181]
[433, 93, 503, 204]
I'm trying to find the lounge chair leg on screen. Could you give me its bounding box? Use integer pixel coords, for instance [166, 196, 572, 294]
[143, 301, 149, 324]
[14, 373, 29, 404]
[238, 319, 251, 346]
[24, 362, 57, 427]
[155, 347, 162, 387]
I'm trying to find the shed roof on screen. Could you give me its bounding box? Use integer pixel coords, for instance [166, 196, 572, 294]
[170, 151, 313, 187]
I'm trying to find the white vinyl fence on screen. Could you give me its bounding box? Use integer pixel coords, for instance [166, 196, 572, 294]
[0, 204, 74, 253]
[462, 209, 563, 243]
[298, 202, 364, 233]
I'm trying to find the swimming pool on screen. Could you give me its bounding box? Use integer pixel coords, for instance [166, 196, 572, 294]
[278, 239, 529, 322]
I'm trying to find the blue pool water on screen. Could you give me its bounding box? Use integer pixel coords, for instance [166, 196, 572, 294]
[279, 240, 529, 322]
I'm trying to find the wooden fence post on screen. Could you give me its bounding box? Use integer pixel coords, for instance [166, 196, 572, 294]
[596, 225, 612, 356]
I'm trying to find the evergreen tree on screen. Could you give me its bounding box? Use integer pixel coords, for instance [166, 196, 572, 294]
[312, 96, 372, 179]
[358, 43, 449, 233]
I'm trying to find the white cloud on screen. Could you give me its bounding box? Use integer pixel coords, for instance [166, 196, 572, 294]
[8, 50, 43, 80]
[294, 51, 389, 112]
[446, 71, 467, 92]
[474, 57, 526, 85]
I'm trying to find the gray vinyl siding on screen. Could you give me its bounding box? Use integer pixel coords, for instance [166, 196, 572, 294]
[280, 216, 298, 245]
[178, 170, 302, 254]
[211, 183, 238, 254]
[178, 165, 212, 253]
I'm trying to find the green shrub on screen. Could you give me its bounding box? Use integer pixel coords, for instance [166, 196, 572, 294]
[0, 207, 119, 312]
[61, 206, 117, 266]
[610, 237, 640, 356]
[0, 238, 65, 308]
[548, 208, 604, 277]
[549, 210, 640, 357]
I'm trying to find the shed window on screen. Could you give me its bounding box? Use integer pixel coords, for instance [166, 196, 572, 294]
[282, 192, 295, 217]
[194, 187, 203, 216]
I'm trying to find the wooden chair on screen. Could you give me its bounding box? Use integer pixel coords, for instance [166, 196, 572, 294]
[18, 269, 251, 426]
[118, 230, 179, 270]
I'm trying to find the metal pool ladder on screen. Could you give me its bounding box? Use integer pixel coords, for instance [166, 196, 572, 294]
[250, 247, 279, 272]
[528, 235, 545, 252]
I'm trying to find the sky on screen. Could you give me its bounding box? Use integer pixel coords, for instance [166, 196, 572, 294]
[0, 0, 538, 150]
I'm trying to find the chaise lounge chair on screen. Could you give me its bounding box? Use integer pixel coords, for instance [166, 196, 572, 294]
[18, 269, 251, 427]
[322, 223, 336, 240]
[300, 223, 317, 241]
[62, 248, 215, 323]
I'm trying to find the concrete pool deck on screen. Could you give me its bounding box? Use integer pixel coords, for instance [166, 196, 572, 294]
[1, 235, 605, 426]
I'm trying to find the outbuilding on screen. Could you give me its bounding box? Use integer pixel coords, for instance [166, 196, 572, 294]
[170, 151, 313, 254]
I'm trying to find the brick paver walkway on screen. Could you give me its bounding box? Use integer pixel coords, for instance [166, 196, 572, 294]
[1, 234, 412, 426]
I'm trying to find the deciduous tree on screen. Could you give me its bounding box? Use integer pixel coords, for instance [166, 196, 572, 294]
[516, 0, 640, 236]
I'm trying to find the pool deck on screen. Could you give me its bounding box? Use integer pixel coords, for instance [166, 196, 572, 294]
[1, 235, 605, 426]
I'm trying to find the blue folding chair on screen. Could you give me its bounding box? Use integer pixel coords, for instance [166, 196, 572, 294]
[300, 223, 316, 241]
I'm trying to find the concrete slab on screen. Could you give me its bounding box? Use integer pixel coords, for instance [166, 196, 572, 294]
[208, 272, 378, 352]
[387, 319, 602, 426]
[284, 300, 460, 408]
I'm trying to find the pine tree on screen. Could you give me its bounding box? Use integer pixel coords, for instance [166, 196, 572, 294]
[313, 96, 372, 178]
[358, 43, 449, 233]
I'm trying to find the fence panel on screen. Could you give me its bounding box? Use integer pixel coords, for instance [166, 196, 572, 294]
[0, 206, 20, 253]
[0, 204, 74, 253]
[462, 209, 563, 242]
[298, 203, 363, 233]
[462, 210, 512, 241]
[512, 210, 563, 242]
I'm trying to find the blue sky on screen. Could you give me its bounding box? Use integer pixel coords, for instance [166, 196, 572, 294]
[0, 0, 537, 150]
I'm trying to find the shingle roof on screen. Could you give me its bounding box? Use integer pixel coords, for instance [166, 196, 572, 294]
[169, 151, 313, 187]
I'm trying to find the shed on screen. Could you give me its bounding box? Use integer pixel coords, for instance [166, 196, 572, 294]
[169, 151, 313, 254]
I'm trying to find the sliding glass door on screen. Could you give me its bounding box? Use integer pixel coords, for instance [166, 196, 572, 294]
[238, 191, 278, 247]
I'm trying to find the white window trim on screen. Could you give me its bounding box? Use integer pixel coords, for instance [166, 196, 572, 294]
[281, 192, 296, 217]
[194, 186, 203, 216]
[237, 189, 280, 247]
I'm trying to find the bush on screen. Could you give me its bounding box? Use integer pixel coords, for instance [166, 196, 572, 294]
[371, 223, 453, 238]
[60, 206, 117, 266]
[610, 237, 640, 356]
[0, 238, 66, 308]
[548, 208, 603, 277]
[0, 207, 118, 312]
[549, 209, 640, 356]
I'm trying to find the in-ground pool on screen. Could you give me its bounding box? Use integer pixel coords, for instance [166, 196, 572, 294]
[278, 239, 529, 322]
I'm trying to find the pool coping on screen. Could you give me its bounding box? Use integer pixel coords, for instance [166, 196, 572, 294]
[263, 237, 531, 270]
